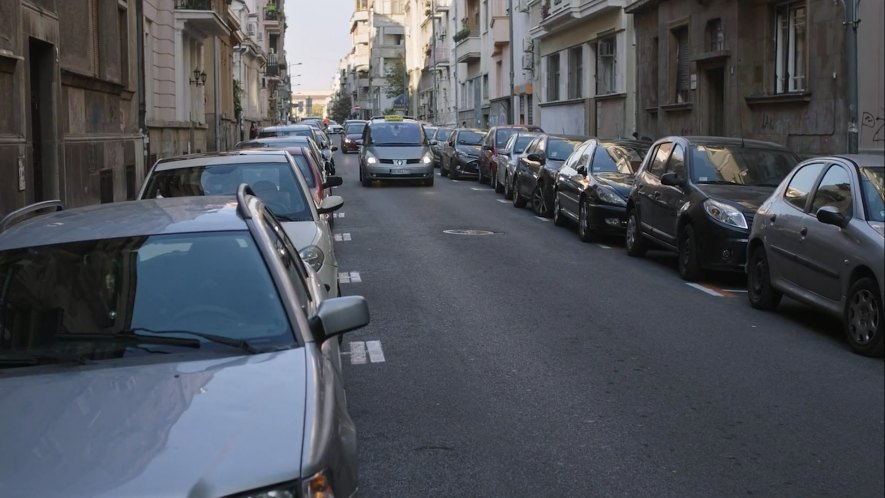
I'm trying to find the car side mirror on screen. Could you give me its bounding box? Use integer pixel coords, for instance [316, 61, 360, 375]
[430, 140, 438, 145]
[660, 172, 682, 186]
[816, 206, 850, 228]
[317, 195, 344, 214]
[331, 146, 338, 152]
[311, 295, 370, 342]
[527, 153, 545, 164]
[322, 176, 343, 189]
[576, 165, 587, 176]
[482, 144, 493, 151]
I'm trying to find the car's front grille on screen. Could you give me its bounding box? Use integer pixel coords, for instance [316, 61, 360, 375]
[379, 158, 421, 164]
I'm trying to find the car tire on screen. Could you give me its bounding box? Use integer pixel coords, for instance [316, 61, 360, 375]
[844, 277, 884, 357]
[360, 169, 371, 187]
[450, 165, 460, 181]
[747, 246, 782, 310]
[424, 177, 434, 187]
[494, 172, 504, 193]
[577, 199, 597, 242]
[441, 160, 449, 177]
[678, 224, 704, 281]
[477, 166, 486, 185]
[503, 173, 513, 200]
[512, 177, 527, 208]
[625, 209, 648, 257]
[531, 184, 550, 217]
[553, 193, 567, 227]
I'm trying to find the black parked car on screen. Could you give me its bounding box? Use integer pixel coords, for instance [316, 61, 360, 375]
[624, 136, 799, 280]
[430, 127, 454, 167]
[512, 134, 586, 217]
[440, 128, 486, 180]
[553, 139, 651, 241]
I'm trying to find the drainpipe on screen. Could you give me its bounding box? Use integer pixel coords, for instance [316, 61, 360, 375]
[136, 0, 147, 170]
[844, 0, 859, 153]
[508, 0, 514, 124]
[214, 40, 221, 151]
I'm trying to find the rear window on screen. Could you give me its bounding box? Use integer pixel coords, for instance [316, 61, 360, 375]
[436, 128, 453, 141]
[345, 123, 366, 134]
[142, 162, 313, 221]
[495, 128, 519, 147]
[457, 131, 484, 145]
[513, 136, 535, 153]
[369, 122, 424, 145]
[547, 139, 581, 161]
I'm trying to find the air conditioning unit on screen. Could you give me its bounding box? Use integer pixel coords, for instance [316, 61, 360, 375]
[522, 54, 533, 70]
[246, 23, 255, 35]
[523, 39, 534, 53]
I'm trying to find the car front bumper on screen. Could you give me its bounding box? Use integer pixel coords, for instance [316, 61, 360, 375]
[587, 203, 628, 234]
[453, 157, 479, 176]
[695, 218, 750, 272]
[365, 163, 435, 181]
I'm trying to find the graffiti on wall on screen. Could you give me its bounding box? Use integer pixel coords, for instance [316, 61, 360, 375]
[760, 111, 819, 134]
[861, 108, 884, 143]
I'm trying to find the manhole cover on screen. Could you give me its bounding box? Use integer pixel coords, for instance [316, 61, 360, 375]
[443, 229, 496, 236]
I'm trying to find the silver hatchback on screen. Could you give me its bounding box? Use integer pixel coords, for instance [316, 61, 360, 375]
[747, 154, 884, 356]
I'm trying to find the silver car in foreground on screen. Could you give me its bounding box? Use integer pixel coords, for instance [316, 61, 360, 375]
[0, 190, 368, 496]
[747, 154, 884, 356]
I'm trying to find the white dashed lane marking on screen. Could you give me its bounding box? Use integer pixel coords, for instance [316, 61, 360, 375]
[338, 271, 362, 284]
[333, 212, 345, 218]
[334, 233, 352, 242]
[470, 187, 490, 191]
[348, 341, 385, 365]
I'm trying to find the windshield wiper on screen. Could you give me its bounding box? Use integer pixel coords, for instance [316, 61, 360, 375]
[0, 351, 90, 368]
[56, 332, 201, 350]
[125, 328, 259, 354]
[696, 180, 739, 185]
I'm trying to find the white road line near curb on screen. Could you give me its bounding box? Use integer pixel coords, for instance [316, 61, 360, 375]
[596, 244, 611, 249]
[722, 289, 749, 293]
[470, 187, 489, 191]
[365, 340, 386, 363]
[350, 342, 367, 365]
[686, 283, 725, 297]
[334, 233, 352, 242]
[349, 271, 362, 283]
[535, 216, 550, 222]
[451, 180, 460, 182]
[497, 199, 509, 203]
[338, 272, 350, 284]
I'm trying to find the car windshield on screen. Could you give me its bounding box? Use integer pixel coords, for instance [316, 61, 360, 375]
[457, 131, 484, 145]
[513, 135, 535, 154]
[425, 127, 438, 138]
[258, 128, 312, 138]
[0, 231, 294, 366]
[496, 129, 520, 147]
[592, 143, 650, 175]
[436, 129, 453, 141]
[690, 145, 798, 186]
[547, 139, 581, 161]
[859, 167, 885, 222]
[142, 163, 313, 221]
[345, 123, 366, 134]
[370, 122, 424, 145]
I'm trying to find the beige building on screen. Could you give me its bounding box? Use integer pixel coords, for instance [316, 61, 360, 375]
[291, 90, 332, 120]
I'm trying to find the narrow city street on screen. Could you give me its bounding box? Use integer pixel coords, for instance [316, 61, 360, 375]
[331, 149, 885, 497]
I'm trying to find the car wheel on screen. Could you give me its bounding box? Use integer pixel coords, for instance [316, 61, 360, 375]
[512, 177, 527, 208]
[747, 246, 782, 310]
[578, 199, 597, 242]
[360, 168, 371, 187]
[494, 171, 504, 193]
[553, 193, 567, 227]
[424, 176, 434, 187]
[678, 224, 704, 281]
[441, 159, 449, 177]
[450, 164, 460, 181]
[503, 172, 513, 200]
[625, 209, 648, 257]
[477, 166, 485, 185]
[845, 277, 884, 357]
[531, 184, 550, 217]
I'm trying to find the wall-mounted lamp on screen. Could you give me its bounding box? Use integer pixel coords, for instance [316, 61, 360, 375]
[191, 68, 207, 86]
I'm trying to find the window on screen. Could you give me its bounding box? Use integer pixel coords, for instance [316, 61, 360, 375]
[596, 36, 615, 95]
[546, 54, 560, 101]
[649, 36, 659, 107]
[482, 74, 489, 100]
[100, 170, 114, 204]
[526, 94, 533, 124]
[706, 18, 725, 51]
[812, 166, 853, 217]
[568, 46, 583, 99]
[784, 162, 825, 210]
[775, 1, 806, 93]
[667, 144, 686, 180]
[261, 213, 312, 316]
[647, 142, 673, 177]
[671, 27, 690, 103]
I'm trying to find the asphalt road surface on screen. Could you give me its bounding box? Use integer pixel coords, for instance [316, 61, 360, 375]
[329, 147, 884, 497]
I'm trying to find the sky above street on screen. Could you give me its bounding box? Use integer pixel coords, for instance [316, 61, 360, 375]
[284, 0, 353, 93]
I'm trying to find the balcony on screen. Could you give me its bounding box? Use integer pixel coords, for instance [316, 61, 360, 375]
[173, 0, 229, 38]
[490, 15, 509, 53]
[264, 8, 283, 33]
[351, 51, 370, 72]
[427, 48, 450, 67]
[455, 35, 480, 63]
[354, 31, 369, 45]
[350, 10, 369, 30]
[535, 0, 625, 37]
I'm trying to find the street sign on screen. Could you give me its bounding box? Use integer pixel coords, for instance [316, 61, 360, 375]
[354, 103, 361, 111]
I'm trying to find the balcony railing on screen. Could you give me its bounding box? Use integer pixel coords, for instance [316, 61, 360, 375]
[175, 0, 212, 9]
[264, 8, 280, 21]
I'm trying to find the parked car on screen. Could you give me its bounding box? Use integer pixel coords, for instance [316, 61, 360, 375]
[237, 135, 334, 176]
[746, 154, 884, 356]
[479, 125, 543, 188]
[439, 128, 486, 180]
[498, 132, 542, 199]
[624, 136, 799, 280]
[430, 127, 454, 167]
[553, 139, 651, 241]
[423, 125, 439, 146]
[341, 120, 367, 153]
[258, 124, 338, 173]
[0, 192, 368, 497]
[327, 120, 344, 134]
[358, 115, 434, 186]
[139, 150, 345, 297]
[512, 134, 586, 216]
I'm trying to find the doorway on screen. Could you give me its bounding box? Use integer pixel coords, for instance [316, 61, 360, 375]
[28, 38, 56, 203]
[704, 66, 725, 136]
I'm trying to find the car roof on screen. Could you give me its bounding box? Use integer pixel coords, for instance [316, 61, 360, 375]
[154, 150, 290, 171]
[546, 134, 591, 142]
[596, 138, 653, 149]
[833, 154, 885, 167]
[261, 124, 313, 132]
[457, 128, 486, 133]
[0, 197, 248, 251]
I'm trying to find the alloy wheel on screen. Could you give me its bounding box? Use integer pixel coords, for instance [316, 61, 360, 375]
[532, 186, 548, 217]
[848, 289, 879, 345]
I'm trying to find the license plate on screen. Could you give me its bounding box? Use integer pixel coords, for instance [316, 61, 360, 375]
[390, 169, 410, 175]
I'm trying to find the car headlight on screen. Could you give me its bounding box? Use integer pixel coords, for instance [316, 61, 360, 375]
[299, 245, 325, 272]
[237, 482, 299, 498]
[421, 153, 433, 164]
[703, 198, 748, 229]
[344, 138, 352, 143]
[365, 152, 377, 165]
[596, 186, 627, 206]
[236, 469, 332, 498]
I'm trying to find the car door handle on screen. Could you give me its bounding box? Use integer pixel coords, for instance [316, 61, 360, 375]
[799, 227, 807, 236]
[652, 192, 661, 200]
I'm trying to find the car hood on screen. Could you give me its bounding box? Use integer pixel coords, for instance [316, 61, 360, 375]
[344, 133, 362, 141]
[282, 220, 322, 250]
[368, 145, 427, 159]
[0, 350, 308, 498]
[456, 144, 481, 156]
[594, 172, 635, 197]
[698, 184, 777, 213]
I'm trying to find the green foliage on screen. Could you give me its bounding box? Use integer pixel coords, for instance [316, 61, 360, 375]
[383, 58, 407, 99]
[233, 79, 243, 122]
[330, 92, 353, 123]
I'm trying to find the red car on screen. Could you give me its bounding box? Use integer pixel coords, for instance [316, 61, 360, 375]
[340, 120, 367, 153]
[478, 125, 544, 188]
